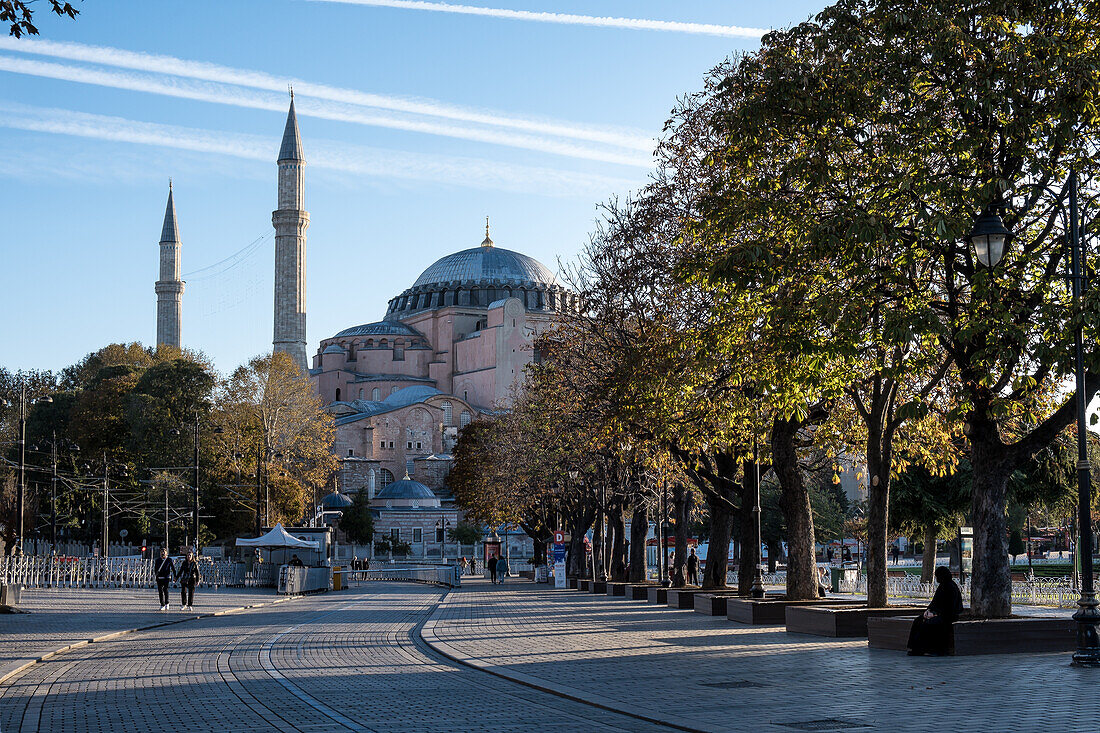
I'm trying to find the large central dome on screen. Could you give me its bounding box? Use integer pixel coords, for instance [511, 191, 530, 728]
[383, 227, 568, 321]
[412, 246, 557, 288]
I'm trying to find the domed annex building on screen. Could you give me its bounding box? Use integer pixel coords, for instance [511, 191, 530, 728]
[311, 222, 572, 555]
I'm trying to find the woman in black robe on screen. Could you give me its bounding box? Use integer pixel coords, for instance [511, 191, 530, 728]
[907, 566, 964, 656]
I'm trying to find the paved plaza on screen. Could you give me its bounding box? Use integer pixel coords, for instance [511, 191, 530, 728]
[1, 578, 1095, 732]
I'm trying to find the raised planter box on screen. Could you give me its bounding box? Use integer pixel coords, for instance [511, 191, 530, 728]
[694, 591, 743, 616]
[568, 577, 578, 589]
[647, 586, 669, 604]
[577, 579, 590, 592]
[785, 605, 923, 637]
[626, 584, 655, 600]
[727, 597, 861, 625]
[666, 588, 701, 609]
[590, 580, 608, 594]
[606, 582, 628, 597]
[867, 614, 1076, 655]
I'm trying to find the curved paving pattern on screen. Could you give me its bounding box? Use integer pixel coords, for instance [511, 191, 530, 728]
[0, 584, 668, 733]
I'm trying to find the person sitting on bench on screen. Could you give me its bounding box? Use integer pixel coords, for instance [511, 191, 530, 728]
[907, 566, 964, 656]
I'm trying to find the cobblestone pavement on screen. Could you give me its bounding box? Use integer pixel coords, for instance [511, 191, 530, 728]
[425, 580, 1096, 733]
[0, 583, 668, 732]
[0, 586, 281, 680]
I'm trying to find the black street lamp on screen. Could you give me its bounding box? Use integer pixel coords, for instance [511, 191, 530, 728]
[170, 412, 222, 551]
[1, 388, 51, 552]
[967, 173, 1099, 666]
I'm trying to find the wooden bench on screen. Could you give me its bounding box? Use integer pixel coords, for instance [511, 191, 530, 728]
[694, 591, 743, 616]
[646, 586, 669, 604]
[589, 580, 608, 594]
[867, 614, 1076, 654]
[577, 579, 590, 592]
[727, 597, 861, 625]
[625, 583, 655, 600]
[785, 605, 923, 637]
[666, 588, 701, 609]
[606, 582, 628, 597]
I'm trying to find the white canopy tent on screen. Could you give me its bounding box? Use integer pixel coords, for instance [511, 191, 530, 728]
[237, 523, 320, 566]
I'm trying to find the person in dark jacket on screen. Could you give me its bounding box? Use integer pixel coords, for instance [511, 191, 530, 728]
[487, 555, 498, 584]
[907, 566, 965, 655]
[155, 548, 175, 610]
[686, 549, 699, 585]
[175, 550, 201, 611]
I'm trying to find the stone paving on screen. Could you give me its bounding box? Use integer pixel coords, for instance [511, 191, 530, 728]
[0, 585, 280, 682]
[425, 579, 1096, 733]
[0, 583, 667, 732]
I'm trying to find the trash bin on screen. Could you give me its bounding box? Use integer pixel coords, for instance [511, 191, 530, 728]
[830, 566, 842, 593]
[333, 566, 343, 591]
[535, 566, 548, 583]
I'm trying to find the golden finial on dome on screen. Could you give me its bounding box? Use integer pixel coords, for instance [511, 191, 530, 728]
[482, 216, 494, 248]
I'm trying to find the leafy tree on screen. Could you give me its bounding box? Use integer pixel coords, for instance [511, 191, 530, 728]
[339, 489, 374, 546]
[2, 0, 78, 38]
[448, 520, 481, 546]
[374, 536, 412, 557]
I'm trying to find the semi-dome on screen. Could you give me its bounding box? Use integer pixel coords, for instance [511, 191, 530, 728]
[375, 477, 436, 501]
[334, 321, 424, 339]
[412, 246, 557, 288]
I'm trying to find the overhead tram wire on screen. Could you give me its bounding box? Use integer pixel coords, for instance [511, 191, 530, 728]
[182, 231, 271, 282]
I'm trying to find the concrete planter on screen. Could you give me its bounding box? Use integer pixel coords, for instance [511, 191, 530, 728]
[693, 591, 743, 616]
[666, 588, 700, 609]
[727, 597, 861, 625]
[626, 584, 654, 600]
[785, 605, 923, 637]
[577, 579, 590, 592]
[606, 582, 628, 597]
[590, 580, 608, 594]
[567, 577, 578, 589]
[867, 615, 1077, 655]
[646, 586, 669, 604]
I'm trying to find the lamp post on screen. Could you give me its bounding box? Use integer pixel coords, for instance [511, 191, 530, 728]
[171, 412, 222, 551]
[1, 387, 51, 552]
[751, 418, 766, 599]
[966, 174, 1099, 665]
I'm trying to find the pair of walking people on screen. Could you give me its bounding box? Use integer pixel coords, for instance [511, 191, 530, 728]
[486, 554, 509, 584]
[154, 548, 202, 611]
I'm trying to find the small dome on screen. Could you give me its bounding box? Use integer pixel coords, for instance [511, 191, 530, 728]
[321, 491, 353, 509]
[322, 344, 345, 355]
[375, 477, 436, 501]
[383, 385, 443, 407]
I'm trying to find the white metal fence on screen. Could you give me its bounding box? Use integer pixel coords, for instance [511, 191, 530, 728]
[355, 565, 461, 587]
[1, 556, 253, 589]
[837, 574, 1081, 608]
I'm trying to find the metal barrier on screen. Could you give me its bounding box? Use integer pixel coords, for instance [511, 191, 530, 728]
[345, 565, 461, 588]
[836, 573, 1081, 608]
[0, 556, 247, 589]
[278, 565, 331, 594]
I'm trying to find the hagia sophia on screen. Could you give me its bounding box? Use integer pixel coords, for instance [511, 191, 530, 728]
[154, 96, 566, 555]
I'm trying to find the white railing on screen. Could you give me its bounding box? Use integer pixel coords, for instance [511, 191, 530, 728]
[1, 556, 247, 589]
[355, 565, 461, 587]
[726, 570, 787, 586]
[836, 573, 1081, 608]
[278, 565, 330, 594]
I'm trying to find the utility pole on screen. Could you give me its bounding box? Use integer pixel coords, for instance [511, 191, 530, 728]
[102, 451, 109, 559]
[192, 411, 200, 550]
[17, 384, 26, 552]
[50, 432, 57, 554]
[255, 441, 263, 535]
[164, 485, 169, 552]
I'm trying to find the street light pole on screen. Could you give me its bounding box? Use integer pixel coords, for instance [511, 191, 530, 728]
[50, 432, 57, 554]
[751, 425, 766, 598]
[1067, 171, 1100, 667]
[17, 385, 27, 552]
[192, 411, 200, 549]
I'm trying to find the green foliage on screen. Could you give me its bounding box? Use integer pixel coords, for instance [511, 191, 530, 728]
[339, 489, 375, 546]
[447, 520, 482, 546]
[374, 536, 412, 557]
[891, 463, 972, 537]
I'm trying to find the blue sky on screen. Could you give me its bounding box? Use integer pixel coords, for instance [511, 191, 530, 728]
[0, 0, 828, 375]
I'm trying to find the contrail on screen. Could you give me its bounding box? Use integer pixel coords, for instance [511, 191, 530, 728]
[0, 54, 649, 167]
[0, 37, 652, 151]
[0, 101, 639, 197]
[311, 0, 768, 38]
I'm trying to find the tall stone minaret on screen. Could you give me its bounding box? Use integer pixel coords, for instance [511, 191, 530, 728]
[272, 92, 309, 371]
[155, 181, 184, 348]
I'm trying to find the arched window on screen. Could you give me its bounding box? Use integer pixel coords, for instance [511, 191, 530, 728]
[335, 388, 341, 401]
[391, 386, 399, 395]
[358, 388, 363, 399]
[371, 387, 381, 401]
[368, 470, 376, 498]
[379, 339, 389, 349]
[366, 339, 374, 348]
[460, 410, 472, 427]
[380, 469, 395, 489]
[406, 459, 414, 475]
[440, 401, 453, 426]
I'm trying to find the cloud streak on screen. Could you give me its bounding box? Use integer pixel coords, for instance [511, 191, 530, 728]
[0, 37, 652, 152]
[0, 101, 638, 197]
[311, 0, 768, 38]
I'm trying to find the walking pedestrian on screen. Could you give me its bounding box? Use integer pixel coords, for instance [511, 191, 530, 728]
[496, 556, 509, 584]
[686, 548, 699, 585]
[175, 549, 201, 611]
[155, 548, 174, 611]
[487, 554, 498, 584]
[891, 545, 901, 564]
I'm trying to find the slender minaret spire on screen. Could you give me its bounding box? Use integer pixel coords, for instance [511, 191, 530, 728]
[155, 180, 184, 348]
[272, 92, 309, 371]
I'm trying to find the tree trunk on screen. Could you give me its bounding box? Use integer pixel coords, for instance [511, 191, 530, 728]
[921, 524, 937, 583]
[702, 493, 733, 589]
[970, 423, 1014, 618]
[772, 416, 818, 601]
[628, 502, 648, 582]
[737, 465, 757, 595]
[866, 439, 890, 608]
[609, 503, 627, 582]
[671, 483, 689, 587]
[532, 537, 546, 566]
[591, 504, 604, 580]
[766, 539, 779, 573]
